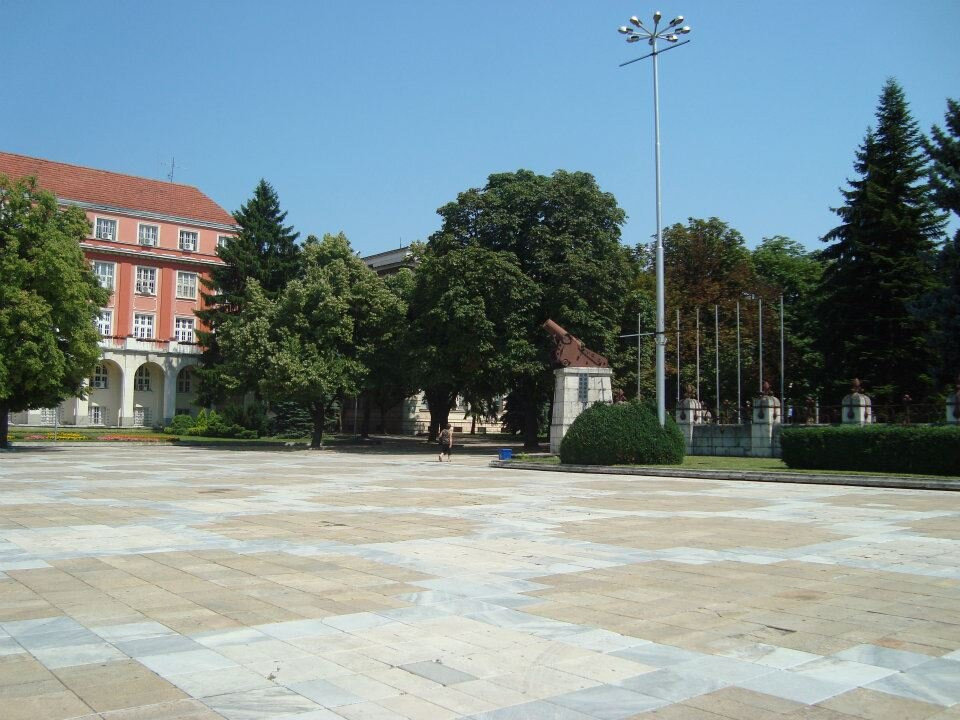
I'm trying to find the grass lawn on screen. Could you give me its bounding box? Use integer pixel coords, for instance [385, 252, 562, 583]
[510, 453, 958, 479]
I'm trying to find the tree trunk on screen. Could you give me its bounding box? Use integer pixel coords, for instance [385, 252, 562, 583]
[360, 394, 371, 438]
[376, 399, 388, 434]
[425, 386, 454, 441]
[310, 403, 325, 448]
[522, 384, 540, 450]
[0, 403, 9, 449]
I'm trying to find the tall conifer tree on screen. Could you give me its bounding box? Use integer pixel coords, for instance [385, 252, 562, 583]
[920, 98, 960, 384]
[818, 79, 945, 402]
[195, 179, 300, 404]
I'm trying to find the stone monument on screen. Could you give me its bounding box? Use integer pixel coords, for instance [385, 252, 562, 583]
[752, 379, 782, 457]
[543, 319, 613, 454]
[842, 378, 872, 425]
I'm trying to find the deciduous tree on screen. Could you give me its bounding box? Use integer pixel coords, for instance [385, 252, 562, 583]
[417, 169, 631, 448]
[0, 176, 109, 447]
[216, 233, 396, 447]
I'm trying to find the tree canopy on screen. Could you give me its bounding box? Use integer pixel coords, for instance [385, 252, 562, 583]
[215, 233, 398, 447]
[195, 179, 301, 404]
[0, 175, 109, 447]
[415, 169, 632, 446]
[818, 78, 946, 402]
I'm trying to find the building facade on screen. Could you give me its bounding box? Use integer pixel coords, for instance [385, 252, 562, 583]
[1, 152, 235, 427]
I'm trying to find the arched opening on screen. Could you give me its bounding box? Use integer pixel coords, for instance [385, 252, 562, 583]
[131, 361, 165, 427]
[87, 359, 123, 426]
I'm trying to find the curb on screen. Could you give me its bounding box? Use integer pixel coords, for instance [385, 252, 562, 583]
[488, 460, 960, 491]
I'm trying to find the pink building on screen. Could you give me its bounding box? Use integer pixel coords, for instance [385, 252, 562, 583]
[1, 152, 236, 427]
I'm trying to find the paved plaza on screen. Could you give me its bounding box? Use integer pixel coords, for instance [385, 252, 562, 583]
[1, 445, 959, 720]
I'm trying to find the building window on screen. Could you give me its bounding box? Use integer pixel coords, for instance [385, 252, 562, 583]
[177, 368, 192, 393]
[138, 223, 159, 246]
[174, 317, 195, 343]
[133, 313, 154, 339]
[176, 272, 197, 299]
[95, 217, 117, 241]
[217, 235, 230, 249]
[179, 229, 198, 251]
[88, 405, 104, 425]
[40, 407, 60, 426]
[96, 309, 112, 336]
[91, 364, 108, 389]
[93, 261, 115, 290]
[133, 407, 151, 427]
[135, 266, 157, 295]
[134, 366, 152, 391]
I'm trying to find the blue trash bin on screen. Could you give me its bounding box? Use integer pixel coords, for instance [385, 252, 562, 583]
[498, 448, 513, 461]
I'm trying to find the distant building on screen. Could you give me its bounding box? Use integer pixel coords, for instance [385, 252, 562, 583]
[1, 151, 236, 427]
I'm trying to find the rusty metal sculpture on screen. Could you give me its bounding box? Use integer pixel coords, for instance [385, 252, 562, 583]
[543, 319, 609, 368]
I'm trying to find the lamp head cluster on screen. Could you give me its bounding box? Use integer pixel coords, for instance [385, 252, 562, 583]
[618, 11, 690, 44]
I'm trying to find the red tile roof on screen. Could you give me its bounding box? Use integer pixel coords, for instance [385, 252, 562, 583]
[0, 151, 235, 227]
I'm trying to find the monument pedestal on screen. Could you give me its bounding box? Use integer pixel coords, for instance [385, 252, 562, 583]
[549, 367, 613, 454]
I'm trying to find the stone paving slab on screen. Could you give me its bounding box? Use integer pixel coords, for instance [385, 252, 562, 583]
[0, 445, 959, 719]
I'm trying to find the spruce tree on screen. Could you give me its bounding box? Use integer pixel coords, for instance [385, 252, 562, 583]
[818, 79, 946, 403]
[195, 179, 300, 404]
[920, 98, 960, 385]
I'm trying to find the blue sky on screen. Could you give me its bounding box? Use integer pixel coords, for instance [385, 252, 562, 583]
[4, 0, 959, 256]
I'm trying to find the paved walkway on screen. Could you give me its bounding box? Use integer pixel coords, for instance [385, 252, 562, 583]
[1, 445, 958, 720]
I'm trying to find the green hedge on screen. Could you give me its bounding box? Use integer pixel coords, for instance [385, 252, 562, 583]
[559, 400, 685, 466]
[781, 425, 960, 476]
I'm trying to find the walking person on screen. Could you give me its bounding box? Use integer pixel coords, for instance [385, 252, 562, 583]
[437, 423, 454, 462]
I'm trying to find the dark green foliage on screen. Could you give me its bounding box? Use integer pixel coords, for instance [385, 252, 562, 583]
[163, 414, 196, 435]
[195, 179, 301, 405]
[918, 98, 960, 385]
[500, 389, 548, 436]
[418, 169, 632, 447]
[220, 401, 270, 436]
[818, 79, 946, 402]
[181, 409, 258, 439]
[752, 236, 825, 400]
[268, 401, 314, 438]
[781, 425, 960, 476]
[0, 175, 110, 448]
[559, 400, 685, 466]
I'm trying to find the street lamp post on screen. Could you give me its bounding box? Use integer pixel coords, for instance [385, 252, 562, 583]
[618, 12, 691, 426]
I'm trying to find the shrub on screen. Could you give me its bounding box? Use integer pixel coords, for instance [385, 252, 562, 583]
[164, 414, 196, 435]
[559, 400, 685, 466]
[182, 409, 258, 439]
[781, 425, 960, 476]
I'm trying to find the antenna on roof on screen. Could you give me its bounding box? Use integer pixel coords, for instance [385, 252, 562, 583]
[161, 156, 185, 183]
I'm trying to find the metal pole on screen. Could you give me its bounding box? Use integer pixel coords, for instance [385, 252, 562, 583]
[676, 308, 680, 405]
[737, 300, 742, 425]
[758, 297, 763, 394]
[637, 312, 642, 400]
[779, 294, 785, 402]
[714, 304, 719, 422]
[695, 307, 700, 401]
[652, 36, 666, 427]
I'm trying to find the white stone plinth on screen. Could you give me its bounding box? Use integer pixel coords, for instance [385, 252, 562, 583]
[674, 397, 704, 451]
[549, 367, 613, 454]
[750, 395, 782, 458]
[946, 394, 959, 424]
[842, 392, 872, 425]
